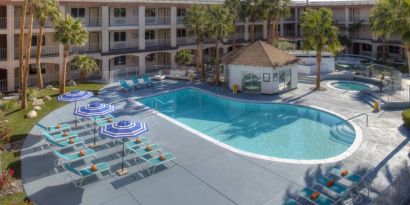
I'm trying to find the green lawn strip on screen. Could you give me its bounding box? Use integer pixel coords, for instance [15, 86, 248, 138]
[0, 83, 105, 203]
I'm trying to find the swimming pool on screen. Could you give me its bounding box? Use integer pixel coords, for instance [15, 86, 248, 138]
[138, 88, 360, 162]
[330, 81, 372, 91]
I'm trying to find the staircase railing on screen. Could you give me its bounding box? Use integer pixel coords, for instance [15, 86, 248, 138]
[152, 98, 166, 112]
[336, 113, 368, 127]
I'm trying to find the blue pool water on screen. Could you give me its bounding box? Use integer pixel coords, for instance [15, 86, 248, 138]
[138, 88, 356, 160]
[331, 82, 371, 91]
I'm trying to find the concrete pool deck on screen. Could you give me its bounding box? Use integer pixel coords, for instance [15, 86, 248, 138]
[21, 79, 410, 204]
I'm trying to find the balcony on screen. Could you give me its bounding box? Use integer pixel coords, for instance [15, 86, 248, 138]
[110, 41, 139, 50]
[69, 43, 100, 54]
[110, 18, 138, 27]
[0, 48, 6, 61]
[177, 16, 185, 25]
[0, 17, 6, 29]
[14, 17, 53, 29]
[14, 46, 59, 59]
[228, 33, 245, 41]
[74, 17, 101, 27]
[177, 37, 196, 45]
[145, 39, 171, 48]
[145, 16, 170, 25]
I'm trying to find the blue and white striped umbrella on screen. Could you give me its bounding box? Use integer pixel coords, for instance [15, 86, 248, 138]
[57, 90, 93, 127]
[74, 102, 115, 117]
[75, 102, 115, 146]
[99, 120, 148, 172]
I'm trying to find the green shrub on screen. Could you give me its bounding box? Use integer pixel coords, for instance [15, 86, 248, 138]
[402, 109, 410, 128]
[0, 100, 19, 113]
[0, 110, 11, 143]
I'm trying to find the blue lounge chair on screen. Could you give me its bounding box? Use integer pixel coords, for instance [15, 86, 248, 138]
[40, 129, 77, 142]
[64, 162, 111, 187]
[43, 134, 84, 149]
[131, 76, 144, 89]
[315, 176, 349, 198]
[298, 187, 334, 205]
[329, 167, 363, 185]
[143, 75, 156, 87]
[141, 152, 176, 175]
[46, 123, 72, 133]
[283, 199, 300, 205]
[119, 80, 133, 92]
[53, 149, 97, 166]
[125, 137, 150, 154]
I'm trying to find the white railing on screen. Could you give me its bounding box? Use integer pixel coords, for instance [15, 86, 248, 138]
[0, 17, 6, 29]
[145, 16, 170, 25]
[0, 79, 6, 92]
[228, 33, 245, 41]
[176, 37, 196, 45]
[204, 38, 215, 44]
[145, 39, 171, 48]
[69, 43, 100, 54]
[110, 41, 139, 50]
[110, 17, 138, 26]
[177, 16, 185, 24]
[14, 46, 59, 59]
[382, 85, 410, 103]
[74, 17, 101, 27]
[109, 67, 138, 83]
[145, 64, 170, 75]
[14, 17, 52, 29]
[0, 48, 6, 61]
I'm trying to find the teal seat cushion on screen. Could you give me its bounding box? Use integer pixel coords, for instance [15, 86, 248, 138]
[79, 163, 109, 177]
[298, 187, 334, 205]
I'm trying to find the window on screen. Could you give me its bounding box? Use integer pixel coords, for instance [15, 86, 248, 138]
[145, 8, 156, 17]
[114, 32, 126, 42]
[114, 8, 126, 18]
[29, 64, 46, 75]
[362, 44, 372, 51]
[389, 46, 400, 54]
[177, 29, 186, 38]
[71, 8, 85, 18]
[145, 30, 155, 40]
[349, 8, 360, 22]
[31, 35, 45, 46]
[177, 8, 186, 17]
[114, 56, 126, 65]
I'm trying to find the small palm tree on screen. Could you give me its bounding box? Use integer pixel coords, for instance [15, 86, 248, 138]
[32, 0, 61, 89]
[301, 8, 341, 90]
[371, 2, 392, 63]
[175, 49, 193, 70]
[70, 54, 99, 83]
[208, 5, 234, 85]
[265, 0, 291, 44]
[185, 5, 210, 81]
[18, 0, 29, 92]
[54, 15, 88, 94]
[21, 1, 35, 110]
[242, 0, 263, 42]
[224, 0, 241, 49]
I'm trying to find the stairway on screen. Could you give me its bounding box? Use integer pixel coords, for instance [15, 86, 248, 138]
[360, 92, 383, 108]
[298, 74, 316, 84]
[330, 123, 356, 145]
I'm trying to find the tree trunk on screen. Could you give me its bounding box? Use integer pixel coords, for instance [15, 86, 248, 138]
[18, 0, 28, 92]
[270, 18, 277, 45]
[406, 43, 410, 74]
[382, 36, 387, 64]
[36, 19, 45, 89]
[80, 71, 85, 83]
[232, 19, 237, 49]
[267, 18, 272, 43]
[250, 15, 256, 42]
[214, 40, 221, 85]
[199, 42, 205, 81]
[315, 50, 322, 90]
[21, 12, 34, 110]
[60, 45, 69, 94]
[196, 40, 200, 73]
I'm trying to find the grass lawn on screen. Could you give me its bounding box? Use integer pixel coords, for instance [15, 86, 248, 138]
[0, 83, 106, 204]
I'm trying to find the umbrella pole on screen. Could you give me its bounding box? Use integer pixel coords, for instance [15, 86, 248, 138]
[122, 138, 125, 171]
[74, 101, 78, 127]
[93, 117, 96, 146]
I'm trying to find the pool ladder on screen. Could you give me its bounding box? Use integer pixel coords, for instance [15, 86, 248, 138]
[335, 113, 368, 127]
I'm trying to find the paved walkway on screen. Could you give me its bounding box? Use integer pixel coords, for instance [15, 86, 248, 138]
[21, 79, 410, 205]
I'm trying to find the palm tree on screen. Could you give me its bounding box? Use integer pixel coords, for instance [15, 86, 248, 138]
[185, 5, 210, 81]
[242, 0, 263, 41]
[70, 54, 99, 83]
[370, 1, 392, 63]
[224, 0, 241, 49]
[54, 15, 88, 94]
[32, 0, 61, 89]
[265, 0, 291, 44]
[18, 0, 29, 95]
[208, 5, 234, 85]
[21, 2, 35, 110]
[300, 8, 341, 90]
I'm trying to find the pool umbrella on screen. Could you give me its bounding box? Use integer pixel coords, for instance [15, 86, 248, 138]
[57, 90, 93, 127]
[99, 120, 148, 175]
[74, 102, 115, 147]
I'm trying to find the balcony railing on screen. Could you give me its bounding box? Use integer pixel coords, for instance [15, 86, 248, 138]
[177, 37, 196, 45]
[70, 43, 100, 54]
[109, 67, 138, 83]
[228, 33, 245, 41]
[74, 17, 101, 27]
[14, 46, 59, 59]
[110, 41, 139, 50]
[0, 17, 6, 29]
[0, 48, 6, 61]
[145, 16, 170, 25]
[177, 16, 185, 24]
[110, 17, 138, 26]
[145, 39, 171, 48]
[145, 65, 170, 75]
[255, 32, 264, 40]
[14, 17, 52, 29]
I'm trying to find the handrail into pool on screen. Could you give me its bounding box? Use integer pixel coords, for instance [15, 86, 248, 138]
[336, 113, 368, 127]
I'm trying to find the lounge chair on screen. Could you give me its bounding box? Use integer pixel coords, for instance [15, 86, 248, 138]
[125, 137, 150, 154]
[119, 80, 133, 92]
[131, 76, 144, 89]
[40, 129, 78, 142]
[141, 152, 176, 175]
[137, 78, 151, 88]
[282, 199, 300, 205]
[43, 134, 84, 149]
[128, 144, 161, 164]
[95, 117, 118, 127]
[315, 176, 349, 198]
[53, 149, 96, 166]
[298, 187, 334, 205]
[64, 162, 111, 187]
[143, 75, 157, 87]
[46, 123, 72, 133]
[328, 166, 370, 197]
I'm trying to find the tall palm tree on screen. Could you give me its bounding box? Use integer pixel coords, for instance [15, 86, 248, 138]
[54, 15, 88, 94]
[18, 0, 29, 94]
[21, 2, 35, 110]
[370, 1, 392, 63]
[224, 0, 241, 49]
[265, 0, 291, 44]
[70, 54, 99, 83]
[301, 8, 341, 90]
[208, 5, 234, 85]
[185, 5, 210, 81]
[32, 0, 61, 89]
[242, 0, 263, 42]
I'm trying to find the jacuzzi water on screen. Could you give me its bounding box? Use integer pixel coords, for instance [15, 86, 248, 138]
[138, 88, 356, 160]
[331, 81, 371, 91]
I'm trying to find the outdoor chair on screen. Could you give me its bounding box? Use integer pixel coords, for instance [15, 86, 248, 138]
[53, 149, 96, 166]
[282, 199, 300, 205]
[137, 78, 151, 88]
[128, 144, 161, 164]
[64, 162, 111, 187]
[46, 123, 72, 133]
[119, 80, 134, 92]
[40, 129, 78, 142]
[328, 166, 370, 197]
[43, 134, 84, 149]
[131, 76, 144, 89]
[314, 176, 350, 199]
[125, 137, 151, 154]
[298, 187, 335, 205]
[143, 75, 157, 87]
[140, 152, 176, 175]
